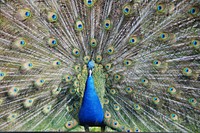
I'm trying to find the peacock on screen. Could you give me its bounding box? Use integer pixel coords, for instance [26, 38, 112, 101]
[0, 0, 200, 132]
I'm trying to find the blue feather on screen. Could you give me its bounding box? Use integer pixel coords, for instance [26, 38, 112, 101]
[78, 74, 104, 126]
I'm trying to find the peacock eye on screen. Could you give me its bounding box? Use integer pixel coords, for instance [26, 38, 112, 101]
[63, 74, 72, 82]
[52, 14, 57, 20]
[122, 4, 131, 15]
[70, 88, 76, 94]
[182, 67, 192, 76]
[25, 11, 31, 17]
[90, 38, 97, 47]
[75, 21, 84, 31]
[156, 3, 165, 13]
[125, 86, 133, 93]
[72, 48, 80, 57]
[56, 61, 60, 65]
[14, 38, 27, 48]
[0, 72, 4, 77]
[193, 40, 197, 45]
[157, 5, 164, 12]
[134, 104, 141, 111]
[104, 19, 112, 30]
[73, 80, 79, 88]
[128, 36, 139, 45]
[96, 55, 102, 63]
[191, 8, 195, 14]
[159, 33, 169, 41]
[65, 121, 73, 128]
[112, 120, 119, 127]
[131, 39, 134, 43]
[124, 59, 132, 67]
[170, 113, 178, 121]
[157, 5, 162, 11]
[114, 74, 121, 81]
[188, 7, 199, 15]
[153, 59, 161, 67]
[110, 89, 116, 95]
[18, 9, 32, 20]
[135, 128, 140, 132]
[74, 65, 81, 72]
[191, 40, 199, 49]
[48, 38, 57, 47]
[87, 0, 92, 4]
[107, 46, 114, 55]
[188, 98, 197, 106]
[161, 34, 165, 38]
[84, 56, 90, 63]
[84, 0, 96, 7]
[52, 40, 57, 45]
[28, 63, 32, 67]
[20, 40, 25, 45]
[104, 63, 111, 71]
[152, 97, 160, 104]
[114, 104, 120, 111]
[48, 12, 58, 22]
[154, 60, 158, 64]
[40, 80, 44, 83]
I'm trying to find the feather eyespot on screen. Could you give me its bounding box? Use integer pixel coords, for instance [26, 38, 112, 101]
[122, 4, 132, 16]
[8, 87, 19, 97]
[24, 99, 34, 108]
[75, 20, 84, 31]
[188, 7, 199, 16]
[18, 9, 32, 20]
[125, 87, 133, 93]
[107, 46, 114, 55]
[48, 12, 58, 22]
[48, 38, 58, 47]
[84, 56, 90, 63]
[14, 38, 27, 48]
[167, 87, 176, 95]
[114, 74, 121, 81]
[189, 98, 197, 106]
[134, 104, 141, 111]
[96, 55, 102, 63]
[90, 38, 97, 47]
[104, 19, 112, 30]
[182, 67, 192, 76]
[72, 48, 80, 57]
[153, 60, 161, 67]
[170, 113, 178, 121]
[128, 36, 140, 45]
[191, 40, 199, 49]
[43, 105, 52, 114]
[124, 59, 132, 67]
[70, 88, 76, 94]
[84, 0, 96, 7]
[152, 97, 160, 104]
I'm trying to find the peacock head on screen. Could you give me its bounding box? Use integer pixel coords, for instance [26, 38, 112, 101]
[87, 60, 95, 69]
[87, 59, 95, 77]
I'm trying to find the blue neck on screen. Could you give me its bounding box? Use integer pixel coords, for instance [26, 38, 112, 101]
[78, 74, 104, 126]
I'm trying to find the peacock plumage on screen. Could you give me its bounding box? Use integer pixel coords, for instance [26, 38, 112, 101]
[0, 0, 200, 132]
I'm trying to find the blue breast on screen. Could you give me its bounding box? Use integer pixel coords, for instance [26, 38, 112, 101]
[78, 75, 104, 126]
